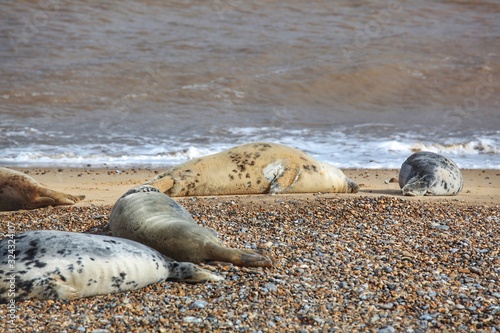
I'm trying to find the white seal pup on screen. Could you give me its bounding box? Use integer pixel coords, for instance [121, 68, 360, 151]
[0, 167, 85, 211]
[109, 185, 273, 267]
[145, 142, 359, 196]
[399, 151, 464, 196]
[0, 230, 222, 302]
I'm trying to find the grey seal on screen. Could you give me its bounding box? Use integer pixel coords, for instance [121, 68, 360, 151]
[0, 230, 222, 302]
[399, 151, 464, 196]
[0, 167, 84, 211]
[109, 185, 273, 267]
[145, 142, 359, 196]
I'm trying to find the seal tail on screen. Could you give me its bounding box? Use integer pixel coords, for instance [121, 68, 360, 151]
[167, 262, 223, 283]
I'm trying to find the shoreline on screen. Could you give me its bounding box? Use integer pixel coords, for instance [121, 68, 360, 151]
[4, 167, 499, 208]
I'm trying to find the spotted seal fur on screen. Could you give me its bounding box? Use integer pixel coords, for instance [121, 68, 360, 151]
[0, 167, 85, 211]
[109, 185, 273, 267]
[145, 142, 358, 196]
[399, 151, 464, 196]
[0, 230, 222, 302]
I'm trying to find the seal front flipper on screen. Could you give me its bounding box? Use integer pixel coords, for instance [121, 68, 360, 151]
[263, 160, 300, 194]
[145, 173, 175, 193]
[401, 175, 435, 196]
[53, 282, 81, 300]
[166, 262, 223, 283]
[36, 188, 85, 206]
[32, 276, 81, 300]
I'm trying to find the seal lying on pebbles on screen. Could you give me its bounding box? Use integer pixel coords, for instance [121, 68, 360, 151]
[0, 230, 222, 302]
[109, 185, 273, 267]
[0, 167, 85, 211]
[399, 151, 464, 196]
[145, 142, 359, 196]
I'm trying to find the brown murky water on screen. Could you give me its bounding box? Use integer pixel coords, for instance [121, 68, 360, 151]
[1, 1, 499, 167]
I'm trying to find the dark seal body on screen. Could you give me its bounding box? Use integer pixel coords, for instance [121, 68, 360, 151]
[109, 185, 272, 267]
[0, 167, 84, 211]
[399, 151, 464, 196]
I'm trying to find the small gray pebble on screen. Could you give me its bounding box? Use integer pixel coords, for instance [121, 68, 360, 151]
[378, 326, 396, 333]
[378, 303, 394, 310]
[264, 283, 278, 292]
[183, 316, 202, 323]
[191, 300, 208, 309]
[419, 313, 433, 321]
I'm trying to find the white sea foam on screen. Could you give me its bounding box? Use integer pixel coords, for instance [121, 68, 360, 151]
[1, 127, 498, 169]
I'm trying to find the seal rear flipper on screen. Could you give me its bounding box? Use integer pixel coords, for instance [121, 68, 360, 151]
[167, 262, 223, 283]
[31, 196, 56, 208]
[209, 246, 273, 268]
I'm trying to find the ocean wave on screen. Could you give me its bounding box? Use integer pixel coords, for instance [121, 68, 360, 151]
[1, 131, 498, 169]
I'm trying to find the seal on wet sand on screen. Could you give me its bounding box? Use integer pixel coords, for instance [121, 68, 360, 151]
[145, 142, 359, 196]
[0, 167, 85, 211]
[399, 151, 464, 196]
[0, 230, 222, 302]
[109, 185, 273, 267]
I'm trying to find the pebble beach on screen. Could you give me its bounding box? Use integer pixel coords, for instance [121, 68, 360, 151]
[1, 168, 499, 332]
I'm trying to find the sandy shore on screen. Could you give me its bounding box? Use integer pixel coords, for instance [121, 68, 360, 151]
[5, 167, 499, 207]
[1, 168, 499, 332]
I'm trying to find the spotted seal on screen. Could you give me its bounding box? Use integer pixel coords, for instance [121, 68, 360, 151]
[145, 142, 359, 196]
[0, 230, 222, 302]
[109, 185, 273, 267]
[399, 151, 464, 196]
[0, 167, 85, 211]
